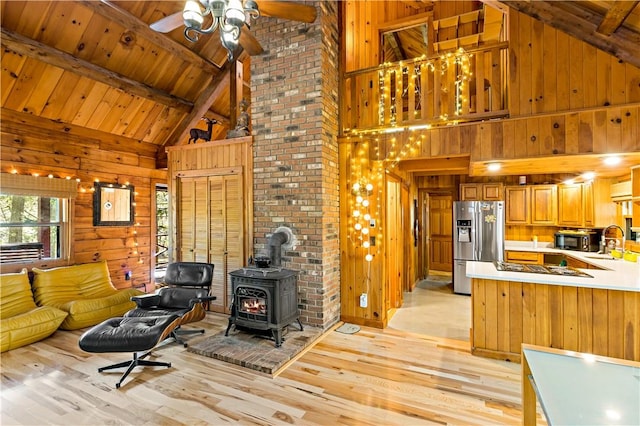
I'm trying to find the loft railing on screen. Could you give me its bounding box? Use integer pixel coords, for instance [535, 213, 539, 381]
[342, 42, 509, 134]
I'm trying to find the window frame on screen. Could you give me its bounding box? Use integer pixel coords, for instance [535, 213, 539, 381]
[0, 174, 76, 272]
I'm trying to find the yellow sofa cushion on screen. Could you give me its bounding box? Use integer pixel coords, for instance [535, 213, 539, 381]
[31, 261, 143, 330]
[1, 269, 37, 319]
[1, 270, 68, 352]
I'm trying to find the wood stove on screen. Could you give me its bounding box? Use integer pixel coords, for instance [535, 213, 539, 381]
[226, 267, 302, 347]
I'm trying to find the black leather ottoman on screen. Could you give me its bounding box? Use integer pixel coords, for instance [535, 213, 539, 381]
[79, 315, 180, 388]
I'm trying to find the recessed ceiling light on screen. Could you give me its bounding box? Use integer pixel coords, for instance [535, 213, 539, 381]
[487, 163, 501, 172]
[582, 172, 595, 180]
[563, 179, 575, 185]
[603, 156, 621, 166]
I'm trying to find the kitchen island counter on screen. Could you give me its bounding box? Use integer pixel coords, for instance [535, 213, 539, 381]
[466, 256, 640, 292]
[467, 254, 640, 363]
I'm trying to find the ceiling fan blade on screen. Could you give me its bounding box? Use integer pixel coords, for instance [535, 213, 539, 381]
[239, 29, 264, 56]
[150, 11, 184, 33]
[259, 1, 317, 23]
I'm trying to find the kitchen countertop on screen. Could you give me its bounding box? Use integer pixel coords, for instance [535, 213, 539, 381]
[466, 241, 640, 292]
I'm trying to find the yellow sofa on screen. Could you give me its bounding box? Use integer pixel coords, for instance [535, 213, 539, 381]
[1, 270, 68, 352]
[32, 261, 143, 330]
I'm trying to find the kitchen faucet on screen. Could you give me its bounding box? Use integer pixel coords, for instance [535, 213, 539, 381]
[601, 225, 625, 254]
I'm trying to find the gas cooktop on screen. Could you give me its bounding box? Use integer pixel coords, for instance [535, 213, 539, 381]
[494, 261, 593, 278]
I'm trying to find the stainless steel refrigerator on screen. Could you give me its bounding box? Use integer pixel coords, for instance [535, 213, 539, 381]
[453, 201, 505, 294]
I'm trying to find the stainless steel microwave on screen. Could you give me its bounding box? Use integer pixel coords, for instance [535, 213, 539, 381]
[554, 231, 600, 252]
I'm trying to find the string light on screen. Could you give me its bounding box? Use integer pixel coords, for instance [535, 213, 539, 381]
[4, 167, 145, 268]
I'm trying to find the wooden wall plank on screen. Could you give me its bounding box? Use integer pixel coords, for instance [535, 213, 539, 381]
[534, 284, 550, 347]
[623, 292, 640, 361]
[508, 10, 520, 115]
[517, 14, 532, 116]
[548, 285, 563, 349]
[531, 18, 544, 114]
[542, 24, 557, 112]
[608, 290, 626, 359]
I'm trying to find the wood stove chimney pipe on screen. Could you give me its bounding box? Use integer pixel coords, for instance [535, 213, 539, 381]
[268, 231, 289, 266]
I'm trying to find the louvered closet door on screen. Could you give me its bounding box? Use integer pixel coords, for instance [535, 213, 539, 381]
[177, 177, 210, 262]
[208, 174, 244, 313]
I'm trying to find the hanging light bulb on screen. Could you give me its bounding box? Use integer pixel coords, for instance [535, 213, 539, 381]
[365, 254, 373, 262]
[363, 213, 371, 221]
[363, 241, 370, 248]
[354, 223, 362, 231]
[353, 182, 361, 191]
[365, 183, 374, 192]
[362, 199, 370, 207]
[353, 210, 360, 217]
[361, 227, 369, 235]
[356, 195, 363, 204]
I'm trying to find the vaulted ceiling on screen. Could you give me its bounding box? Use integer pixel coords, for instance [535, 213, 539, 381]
[1, 1, 639, 167]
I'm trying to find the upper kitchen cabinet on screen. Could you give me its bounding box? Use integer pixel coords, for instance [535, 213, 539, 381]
[557, 184, 587, 227]
[460, 183, 503, 201]
[557, 180, 615, 228]
[530, 185, 557, 226]
[505, 184, 556, 225]
[505, 186, 529, 224]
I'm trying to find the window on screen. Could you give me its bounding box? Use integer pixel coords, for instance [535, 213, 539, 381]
[155, 184, 169, 273]
[0, 174, 76, 265]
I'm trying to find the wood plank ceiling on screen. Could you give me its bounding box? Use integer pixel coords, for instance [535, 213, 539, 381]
[1, 1, 639, 167]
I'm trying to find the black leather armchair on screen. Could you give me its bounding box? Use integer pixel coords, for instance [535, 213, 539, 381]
[125, 262, 216, 347]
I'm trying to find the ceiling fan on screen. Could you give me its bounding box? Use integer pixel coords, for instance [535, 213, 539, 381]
[150, 0, 317, 60]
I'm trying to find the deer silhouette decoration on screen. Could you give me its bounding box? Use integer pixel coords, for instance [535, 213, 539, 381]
[188, 117, 217, 144]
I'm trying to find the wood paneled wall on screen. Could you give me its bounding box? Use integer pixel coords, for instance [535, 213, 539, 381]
[0, 108, 165, 289]
[165, 137, 253, 266]
[344, 1, 482, 72]
[472, 278, 640, 362]
[339, 3, 639, 327]
[509, 11, 640, 116]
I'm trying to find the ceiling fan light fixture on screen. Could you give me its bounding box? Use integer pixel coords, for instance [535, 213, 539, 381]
[182, 0, 260, 62]
[183, 0, 205, 30]
[225, 0, 246, 27]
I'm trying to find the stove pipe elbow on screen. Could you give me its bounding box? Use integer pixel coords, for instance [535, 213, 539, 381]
[268, 231, 289, 267]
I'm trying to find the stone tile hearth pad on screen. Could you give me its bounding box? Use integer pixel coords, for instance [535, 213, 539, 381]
[187, 325, 323, 375]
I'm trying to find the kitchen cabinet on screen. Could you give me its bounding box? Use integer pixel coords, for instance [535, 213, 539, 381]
[460, 183, 503, 201]
[505, 250, 543, 264]
[530, 185, 557, 225]
[505, 185, 556, 225]
[558, 180, 615, 228]
[557, 184, 584, 227]
[505, 187, 529, 224]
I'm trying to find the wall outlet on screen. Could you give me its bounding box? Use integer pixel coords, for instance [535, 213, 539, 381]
[359, 293, 368, 308]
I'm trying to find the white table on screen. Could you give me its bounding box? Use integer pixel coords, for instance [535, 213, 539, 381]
[522, 344, 640, 425]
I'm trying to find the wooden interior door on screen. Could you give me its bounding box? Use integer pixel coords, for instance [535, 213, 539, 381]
[177, 177, 209, 262]
[418, 190, 430, 279]
[386, 175, 403, 311]
[177, 172, 244, 314]
[429, 194, 453, 273]
[208, 174, 244, 313]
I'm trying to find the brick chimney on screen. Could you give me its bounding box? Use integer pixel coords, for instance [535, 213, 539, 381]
[250, 1, 340, 330]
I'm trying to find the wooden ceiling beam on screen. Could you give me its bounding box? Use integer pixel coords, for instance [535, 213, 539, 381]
[1, 107, 160, 159]
[398, 156, 470, 174]
[160, 61, 232, 149]
[597, 1, 639, 36]
[1, 28, 194, 113]
[500, 1, 640, 68]
[81, 0, 221, 74]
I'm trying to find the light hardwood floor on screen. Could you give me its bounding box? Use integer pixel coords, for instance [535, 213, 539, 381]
[1, 313, 541, 425]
